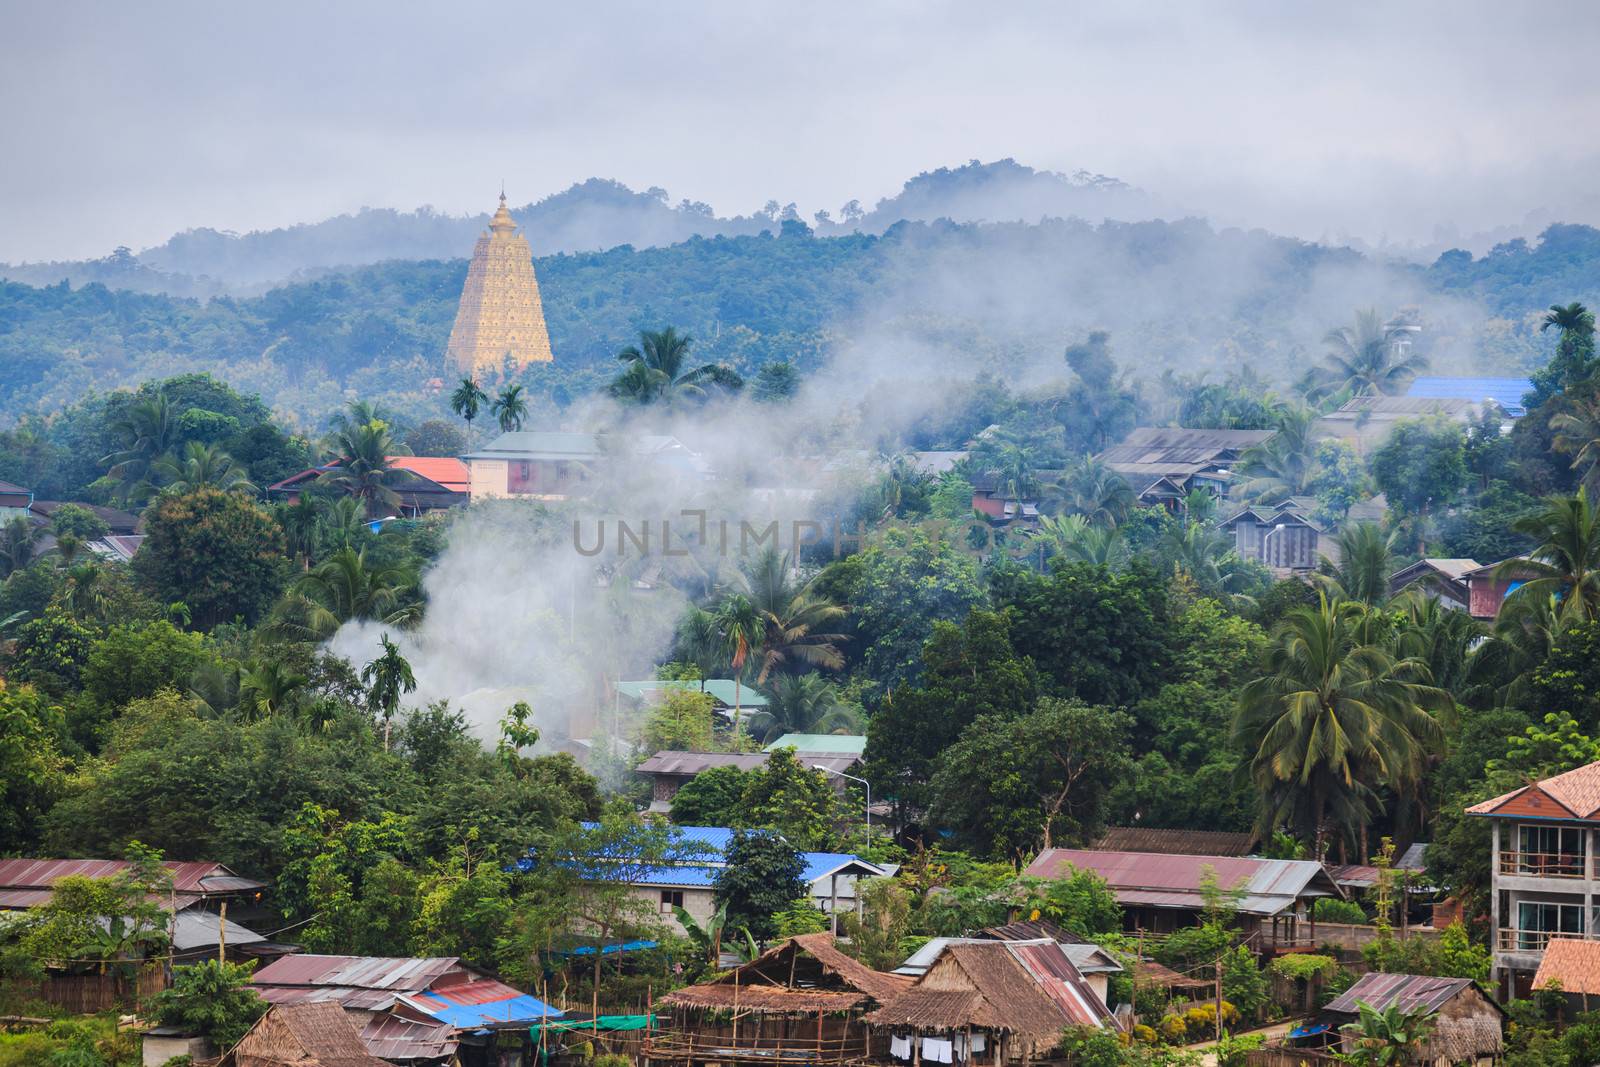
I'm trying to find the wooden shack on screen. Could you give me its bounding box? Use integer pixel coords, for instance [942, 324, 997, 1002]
[220, 1001, 395, 1067]
[1321, 973, 1503, 1066]
[867, 940, 1116, 1065]
[645, 933, 910, 1065]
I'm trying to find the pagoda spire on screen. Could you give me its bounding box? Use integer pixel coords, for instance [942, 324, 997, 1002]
[444, 190, 553, 373]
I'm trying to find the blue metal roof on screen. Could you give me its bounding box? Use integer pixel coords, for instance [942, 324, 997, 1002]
[415, 991, 562, 1027]
[1407, 376, 1533, 417]
[800, 852, 885, 883]
[628, 864, 722, 888]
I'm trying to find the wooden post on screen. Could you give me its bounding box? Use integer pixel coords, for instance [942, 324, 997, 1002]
[733, 964, 741, 1047]
[1214, 958, 1224, 1042]
[817, 1008, 824, 1055]
[218, 901, 227, 964]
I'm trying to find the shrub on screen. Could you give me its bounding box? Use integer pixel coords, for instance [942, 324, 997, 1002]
[1269, 953, 1338, 982]
[1313, 897, 1368, 924]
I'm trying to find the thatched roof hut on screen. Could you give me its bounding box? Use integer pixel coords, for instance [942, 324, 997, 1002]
[222, 1001, 396, 1067]
[649, 934, 910, 1063]
[868, 940, 1116, 1064]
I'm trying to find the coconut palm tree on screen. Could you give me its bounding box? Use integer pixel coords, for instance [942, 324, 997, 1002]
[971, 437, 1039, 506]
[1232, 595, 1450, 858]
[748, 673, 862, 743]
[492, 384, 528, 432]
[238, 660, 308, 721]
[278, 495, 321, 570]
[609, 327, 744, 405]
[1028, 514, 1125, 567]
[712, 592, 760, 737]
[1316, 522, 1397, 606]
[361, 633, 416, 751]
[1393, 589, 1486, 700]
[1498, 489, 1600, 624]
[1236, 406, 1319, 501]
[152, 441, 256, 495]
[735, 548, 849, 683]
[322, 420, 408, 518]
[1309, 309, 1427, 399]
[1044, 454, 1135, 526]
[100, 392, 179, 504]
[269, 546, 417, 641]
[450, 377, 489, 446]
[1552, 392, 1600, 495]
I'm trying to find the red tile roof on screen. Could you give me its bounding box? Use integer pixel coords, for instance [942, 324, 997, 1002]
[387, 456, 469, 492]
[1465, 761, 1600, 820]
[1535, 938, 1600, 996]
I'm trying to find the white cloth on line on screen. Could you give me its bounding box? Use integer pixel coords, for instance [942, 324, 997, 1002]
[923, 1037, 954, 1064]
[891, 1036, 913, 1060]
[970, 1034, 986, 1053]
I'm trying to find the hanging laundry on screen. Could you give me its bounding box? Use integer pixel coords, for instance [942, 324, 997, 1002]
[891, 1035, 913, 1060]
[923, 1037, 955, 1063]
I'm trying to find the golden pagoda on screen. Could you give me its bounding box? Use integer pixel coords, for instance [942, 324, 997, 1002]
[445, 192, 554, 374]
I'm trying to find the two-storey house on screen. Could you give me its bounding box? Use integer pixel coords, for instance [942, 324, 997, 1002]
[1466, 762, 1600, 998]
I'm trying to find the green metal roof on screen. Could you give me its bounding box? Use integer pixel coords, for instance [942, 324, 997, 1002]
[615, 679, 767, 708]
[763, 733, 867, 755]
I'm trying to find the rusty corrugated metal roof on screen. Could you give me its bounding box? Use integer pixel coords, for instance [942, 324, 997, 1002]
[0, 858, 262, 895]
[361, 1011, 458, 1060]
[1324, 973, 1477, 1016]
[1006, 941, 1114, 1029]
[1024, 849, 1342, 916]
[253, 954, 466, 992]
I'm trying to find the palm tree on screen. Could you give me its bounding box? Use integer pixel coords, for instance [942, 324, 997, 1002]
[322, 420, 408, 518]
[361, 632, 416, 751]
[1551, 391, 1600, 495]
[1393, 590, 1485, 700]
[1159, 520, 1255, 606]
[61, 561, 108, 623]
[0, 517, 37, 578]
[1236, 406, 1319, 501]
[100, 392, 178, 504]
[279, 495, 321, 570]
[270, 546, 417, 641]
[238, 660, 308, 721]
[151, 441, 256, 495]
[1232, 595, 1450, 858]
[450, 377, 489, 446]
[971, 437, 1038, 506]
[491, 384, 528, 432]
[1316, 522, 1397, 606]
[1043, 454, 1135, 526]
[1498, 489, 1600, 624]
[712, 592, 760, 738]
[748, 674, 862, 743]
[736, 548, 849, 683]
[1339, 1000, 1437, 1066]
[1538, 301, 1597, 395]
[1309, 309, 1427, 399]
[1029, 514, 1125, 567]
[609, 327, 744, 405]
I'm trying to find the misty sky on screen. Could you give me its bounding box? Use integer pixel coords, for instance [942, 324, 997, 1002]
[4, 0, 1599, 262]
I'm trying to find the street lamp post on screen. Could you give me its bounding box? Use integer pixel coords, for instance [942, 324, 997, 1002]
[1261, 522, 1288, 566]
[813, 764, 872, 840]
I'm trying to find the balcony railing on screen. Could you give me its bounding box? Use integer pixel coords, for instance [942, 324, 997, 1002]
[1498, 850, 1589, 879]
[1496, 928, 1600, 952]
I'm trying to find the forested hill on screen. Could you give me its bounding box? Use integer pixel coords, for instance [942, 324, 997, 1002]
[0, 161, 1150, 296]
[1, 216, 1598, 431]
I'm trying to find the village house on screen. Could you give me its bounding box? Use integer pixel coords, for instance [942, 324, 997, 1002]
[1313, 973, 1504, 1065]
[1389, 558, 1481, 611]
[1460, 557, 1542, 620]
[1312, 394, 1485, 452]
[893, 928, 1123, 1007]
[267, 456, 471, 515]
[1096, 426, 1275, 509]
[615, 678, 769, 727]
[1466, 760, 1600, 998]
[646, 933, 910, 1066]
[1217, 501, 1325, 571]
[463, 429, 707, 501]
[635, 749, 862, 814]
[1091, 827, 1255, 856]
[1406, 376, 1533, 419]
[1022, 848, 1345, 949]
[250, 954, 555, 1064]
[867, 939, 1117, 1065]
[528, 824, 890, 935]
[214, 1001, 395, 1067]
[1532, 936, 1600, 1013]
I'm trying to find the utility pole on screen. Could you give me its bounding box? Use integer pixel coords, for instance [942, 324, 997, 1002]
[218, 901, 227, 965]
[1214, 958, 1224, 1043]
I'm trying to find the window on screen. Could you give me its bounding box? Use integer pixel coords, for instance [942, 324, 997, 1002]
[1517, 825, 1585, 876]
[1517, 899, 1585, 949]
[659, 889, 684, 912]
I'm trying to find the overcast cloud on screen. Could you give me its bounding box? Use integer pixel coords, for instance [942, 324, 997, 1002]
[3, 0, 1599, 262]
